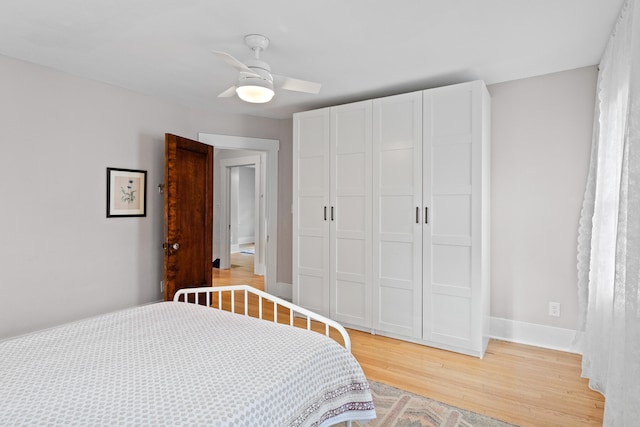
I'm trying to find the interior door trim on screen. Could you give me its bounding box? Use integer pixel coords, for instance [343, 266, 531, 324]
[220, 155, 264, 275]
[198, 133, 279, 295]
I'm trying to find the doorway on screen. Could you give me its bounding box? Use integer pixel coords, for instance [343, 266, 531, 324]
[219, 153, 264, 276]
[198, 133, 279, 294]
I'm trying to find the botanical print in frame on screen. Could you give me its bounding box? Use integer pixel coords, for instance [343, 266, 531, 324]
[106, 167, 147, 217]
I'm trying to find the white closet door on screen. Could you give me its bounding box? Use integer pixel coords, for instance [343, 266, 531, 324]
[293, 108, 331, 316]
[422, 82, 479, 349]
[372, 92, 423, 337]
[330, 101, 372, 328]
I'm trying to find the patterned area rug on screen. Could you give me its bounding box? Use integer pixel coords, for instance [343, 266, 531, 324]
[356, 381, 517, 427]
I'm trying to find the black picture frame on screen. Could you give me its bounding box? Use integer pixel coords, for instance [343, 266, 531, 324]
[106, 167, 147, 217]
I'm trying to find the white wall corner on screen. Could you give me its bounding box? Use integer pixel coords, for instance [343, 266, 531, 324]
[274, 282, 293, 302]
[490, 317, 583, 354]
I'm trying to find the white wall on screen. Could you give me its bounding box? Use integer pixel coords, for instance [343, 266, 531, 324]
[237, 166, 256, 243]
[227, 165, 255, 252]
[229, 167, 240, 250]
[488, 66, 597, 330]
[0, 54, 284, 338]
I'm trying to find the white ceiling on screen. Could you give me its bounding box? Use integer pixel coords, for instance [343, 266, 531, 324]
[0, 0, 624, 119]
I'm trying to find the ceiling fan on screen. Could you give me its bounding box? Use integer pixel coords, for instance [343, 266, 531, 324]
[213, 34, 321, 104]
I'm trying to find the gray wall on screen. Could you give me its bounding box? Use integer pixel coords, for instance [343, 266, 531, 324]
[276, 118, 294, 285]
[488, 66, 597, 330]
[0, 54, 284, 338]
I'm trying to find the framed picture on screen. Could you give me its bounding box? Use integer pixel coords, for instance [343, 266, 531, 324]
[106, 167, 147, 217]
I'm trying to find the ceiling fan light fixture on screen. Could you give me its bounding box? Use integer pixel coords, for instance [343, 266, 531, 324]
[236, 79, 274, 103]
[214, 33, 320, 103]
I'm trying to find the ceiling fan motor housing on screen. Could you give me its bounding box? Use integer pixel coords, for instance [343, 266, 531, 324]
[242, 59, 273, 82]
[238, 58, 274, 96]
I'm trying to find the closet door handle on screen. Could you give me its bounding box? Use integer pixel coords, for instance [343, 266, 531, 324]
[331, 206, 334, 221]
[324, 206, 327, 221]
[425, 207, 429, 224]
[416, 207, 420, 224]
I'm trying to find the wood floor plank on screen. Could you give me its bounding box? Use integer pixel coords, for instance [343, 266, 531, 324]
[212, 252, 604, 426]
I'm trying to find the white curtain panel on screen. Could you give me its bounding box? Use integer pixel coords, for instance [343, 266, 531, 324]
[576, 0, 640, 424]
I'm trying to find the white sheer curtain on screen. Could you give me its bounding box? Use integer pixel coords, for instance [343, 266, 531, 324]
[576, 0, 640, 424]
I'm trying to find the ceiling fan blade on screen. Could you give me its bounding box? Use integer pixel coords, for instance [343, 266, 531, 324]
[273, 74, 322, 94]
[218, 85, 238, 98]
[212, 50, 260, 77]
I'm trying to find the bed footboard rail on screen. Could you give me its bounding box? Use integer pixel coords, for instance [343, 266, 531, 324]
[173, 285, 352, 351]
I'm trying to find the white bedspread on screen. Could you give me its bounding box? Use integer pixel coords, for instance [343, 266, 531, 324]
[0, 302, 375, 426]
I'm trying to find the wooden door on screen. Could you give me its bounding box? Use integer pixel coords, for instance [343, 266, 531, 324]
[164, 133, 213, 301]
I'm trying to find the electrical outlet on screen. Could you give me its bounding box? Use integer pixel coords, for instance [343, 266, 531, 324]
[548, 302, 561, 317]
[160, 281, 164, 293]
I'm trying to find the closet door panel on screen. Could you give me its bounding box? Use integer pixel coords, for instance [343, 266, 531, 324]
[380, 286, 415, 327]
[380, 150, 415, 192]
[423, 83, 477, 348]
[432, 144, 472, 188]
[293, 108, 331, 317]
[432, 245, 471, 289]
[372, 92, 423, 338]
[337, 153, 367, 192]
[330, 101, 372, 328]
[432, 195, 472, 237]
[298, 157, 325, 195]
[432, 89, 473, 135]
[335, 196, 366, 233]
[336, 280, 367, 320]
[380, 195, 415, 235]
[381, 241, 414, 280]
[431, 294, 472, 347]
[297, 196, 324, 230]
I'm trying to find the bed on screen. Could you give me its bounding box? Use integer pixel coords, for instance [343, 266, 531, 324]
[0, 285, 375, 426]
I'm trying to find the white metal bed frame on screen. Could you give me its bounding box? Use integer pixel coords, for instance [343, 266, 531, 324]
[173, 285, 352, 352]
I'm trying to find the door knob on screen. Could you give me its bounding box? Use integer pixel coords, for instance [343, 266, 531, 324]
[163, 242, 180, 253]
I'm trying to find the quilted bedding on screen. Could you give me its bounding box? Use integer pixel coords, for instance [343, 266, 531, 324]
[0, 302, 375, 426]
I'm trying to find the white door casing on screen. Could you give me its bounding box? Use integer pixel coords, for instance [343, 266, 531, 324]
[220, 155, 264, 275]
[198, 133, 278, 294]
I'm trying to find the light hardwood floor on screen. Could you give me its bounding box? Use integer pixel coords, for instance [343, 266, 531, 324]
[213, 252, 604, 426]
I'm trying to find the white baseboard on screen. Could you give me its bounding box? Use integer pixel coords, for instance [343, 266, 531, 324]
[238, 237, 255, 245]
[490, 317, 582, 354]
[273, 285, 581, 354]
